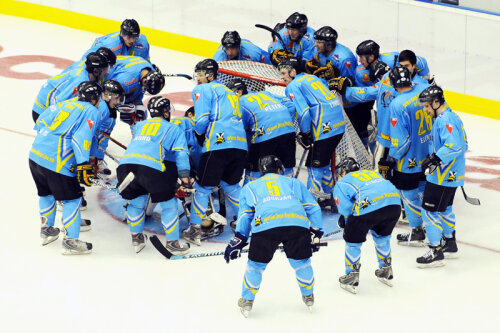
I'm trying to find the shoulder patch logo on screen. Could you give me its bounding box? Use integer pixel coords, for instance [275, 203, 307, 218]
[87, 119, 95, 130]
[72, 86, 78, 96]
[334, 196, 339, 206]
[446, 124, 453, 134]
[390, 117, 398, 127]
[289, 93, 294, 100]
[345, 61, 351, 70]
[194, 93, 201, 102]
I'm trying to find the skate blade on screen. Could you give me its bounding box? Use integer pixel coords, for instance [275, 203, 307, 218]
[80, 225, 91, 232]
[62, 248, 92, 255]
[397, 240, 426, 247]
[183, 237, 201, 246]
[134, 243, 146, 253]
[377, 277, 393, 287]
[417, 260, 445, 268]
[41, 235, 59, 246]
[340, 283, 358, 294]
[444, 252, 459, 259]
[240, 308, 250, 318]
[209, 212, 227, 225]
[307, 305, 313, 313]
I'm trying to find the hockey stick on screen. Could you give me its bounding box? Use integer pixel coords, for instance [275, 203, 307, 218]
[294, 147, 308, 178]
[100, 131, 127, 150]
[98, 146, 121, 164]
[255, 24, 290, 53]
[461, 186, 480, 205]
[323, 229, 343, 238]
[217, 186, 227, 218]
[89, 172, 135, 193]
[150, 235, 327, 260]
[162, 73, 193, 80]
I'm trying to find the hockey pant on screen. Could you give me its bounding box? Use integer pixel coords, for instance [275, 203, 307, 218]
[399, 181, 426, 228]
[244, 168, 293, 185]
[190, 181, 241, 225]
[242, 258, 314, 300]
[422, 205, 456, 246]
[307, 166, 334, 194]
[345, 230, 392, 274]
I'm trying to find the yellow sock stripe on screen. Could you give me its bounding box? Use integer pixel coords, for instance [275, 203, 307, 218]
[297, 278, 315, 290]
[243, 277, 259, 295]
[227, 195, 239, 208]
[425, 210, 443, 231]
[440, 215, 455, 229]
[128, 213, 145, 227]
[63, 208, 80, 229]
[163, 218, 179, 234]
[41, 201, 56, 216]
[192, 197, 205, 218]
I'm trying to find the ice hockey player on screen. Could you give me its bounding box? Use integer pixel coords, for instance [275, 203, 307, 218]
[226, 78, 296, 183]
[333, 157, 401, 293]
[416, 85, 467, 267]
[116, 96, 191, 254]
[383, 66, 430, 246]
[182, 59, 248, 246]
[61, 46, 117, 75]
[213, 31, 270, 64]
[224, 155, 323, 317]
[269, 12, 316, 66]
[32, 52, 109, 122]
[29, 81, 102, 254]
[278, 57, 345, 208]
[106, 55, 164, 125]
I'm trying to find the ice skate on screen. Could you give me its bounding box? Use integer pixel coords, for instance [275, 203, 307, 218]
[80, 219, 91, 232]
[441, 231, 459, 259]
[397, 227, 426, 247]
[302, 293, 314, 312]
[183, 224, 201, 246]
[375, 258, 393, 287]
[339, 263, 360, 294]
[201, 217, 225, 241]
[131, 233, 147, 253]
[62, 236, 92, 255]
[398, 207, 409, 224]
[40, 225, 60, 246]
[416, 245, 445, 268]
[238, 298, 254, 318]
[165, 240, 190, 256]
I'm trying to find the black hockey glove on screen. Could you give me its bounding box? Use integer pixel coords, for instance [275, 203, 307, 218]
[195, 131, 205, 147]
[313, 61, 339, 80]
[369, 60, 389, 83]
[270, 48, 295, 67]
[297, 132, 313, 149]
[337, 215, 346, 230]
[421, 153, 441, 175]
[224, 232, 248, 263]
[328, 77, 353, 95]
[310, 227, 324, 253]
[378, 158, 395, 180]
[152, 63, 162, 75]
[304, 58, 320, 74]
[76, 163, 95, 187]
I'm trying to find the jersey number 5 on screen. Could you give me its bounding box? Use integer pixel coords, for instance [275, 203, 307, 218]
[266, 180, 281, 196]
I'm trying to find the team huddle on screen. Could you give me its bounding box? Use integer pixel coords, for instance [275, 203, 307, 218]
[28, 13, 469, 317]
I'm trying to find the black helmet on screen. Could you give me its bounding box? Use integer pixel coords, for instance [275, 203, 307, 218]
[389, 66, 412, 88]
[419, 85, 445, 105]
[194, 59, 219, 80]
[258, 155, 285, 176]
[85, 52, 109, 72]
[120, 19, 140, 38]
[356, 40, 380, 58]
[314, 26, 338, 49]
[369, 60, 390, 83]
[286, 12, 308, 31]
[277, 56, 300, 72]
[102, 80, 125, 103]
[97, 47, 116, 67]
[77, 81, 102, 103]
[147, 96, 171, 119]
[334, 157, 360, 180]
[226, 78, 248, 95]
[142, 71, 165, 95]
[221, 31, 241, 48]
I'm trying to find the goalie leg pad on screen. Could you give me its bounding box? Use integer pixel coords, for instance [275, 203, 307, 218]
[289, 258, 315, 296]
[241, 260, 268, 301]
[39, 195, 57, 227]
[127, 194, 148, 234]
[61, 197, 83, 239]
[189, 184, 212, 225]
[159, 198, 180, 241]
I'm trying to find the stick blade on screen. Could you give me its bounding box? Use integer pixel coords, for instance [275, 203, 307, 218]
[150, 235, 173, 259]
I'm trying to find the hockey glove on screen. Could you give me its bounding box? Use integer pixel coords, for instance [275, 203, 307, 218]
[117, 103, 136, 125]
[76, 163, 95, 187]
[135, 104, 147, 122]
[369, 60, 389, 83]
[270, 48, 295, 67]
[310, 227, 324, 253]
[297, 132, 313, 149]
[175, 179, 195, 199]
[195, 131, 205, 147]
[224, 232, 248, 263]
[378, 158, 395, 180]
[152, 63, 162, 75]
[421, 153, 441, 175]
[328, 77, 353, 95]
[313, 61, 339, 80]
[337, 215, 346, 230]
[304, 58, 320, 74]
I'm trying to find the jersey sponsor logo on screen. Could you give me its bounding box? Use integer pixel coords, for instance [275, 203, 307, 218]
[256, 126, 265, 137]
[322, 121, 332, 133]
[447, 171, 457, 182]
[87, 119, 95, 130]
[215, 132, 225, 144]
[363, 73, 370, 82]
[332, 54, 340, 62]
[194, 93, 201, 102]
[134, 43, 145, 49]
[390, 117, 397, 127]
[361, 197, 371, 209]
[111, 45, 122, 52]
[446, 124, 454, 134]
[408, 158, 417, 169]
[254, 215, 262, 227]
[124, 77, 139, 86]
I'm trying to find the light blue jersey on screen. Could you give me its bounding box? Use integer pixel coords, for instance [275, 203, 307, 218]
[235, 173, 322, 238]
[315, 43, 357, 79]
[105, 55, 154, 104]
[268, 27, 316, 61]
[388, 82, 431, 173]
[192, 80, 248, 153]
[285, 73, 345, 141]
[333, 170, 401, 217]
[165, 116, 199, 165]
[88, 32, 150, 61]
[119, 118, 190, 175]
[32, 68, 91, 115]
[240, 91, 295, 144]
[426, 107, 468, 187]
[213, 39, 270, 64]
[30, 99, 100, 177]
[90, 99, 116, 159]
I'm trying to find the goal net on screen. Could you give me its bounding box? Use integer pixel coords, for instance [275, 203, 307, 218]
[217, 60, 373, 173]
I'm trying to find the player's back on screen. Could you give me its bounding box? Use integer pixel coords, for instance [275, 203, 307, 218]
[318, 43, 357, 79]
[106, 55, 153, 102]
[334, 170, 401, 216]
[240, 91, 295, 143]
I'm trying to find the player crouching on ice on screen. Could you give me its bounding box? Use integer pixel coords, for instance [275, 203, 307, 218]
[116, 96, 191, 255]
[334, 157, 401, 293]
[224, 155, 323, 318]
